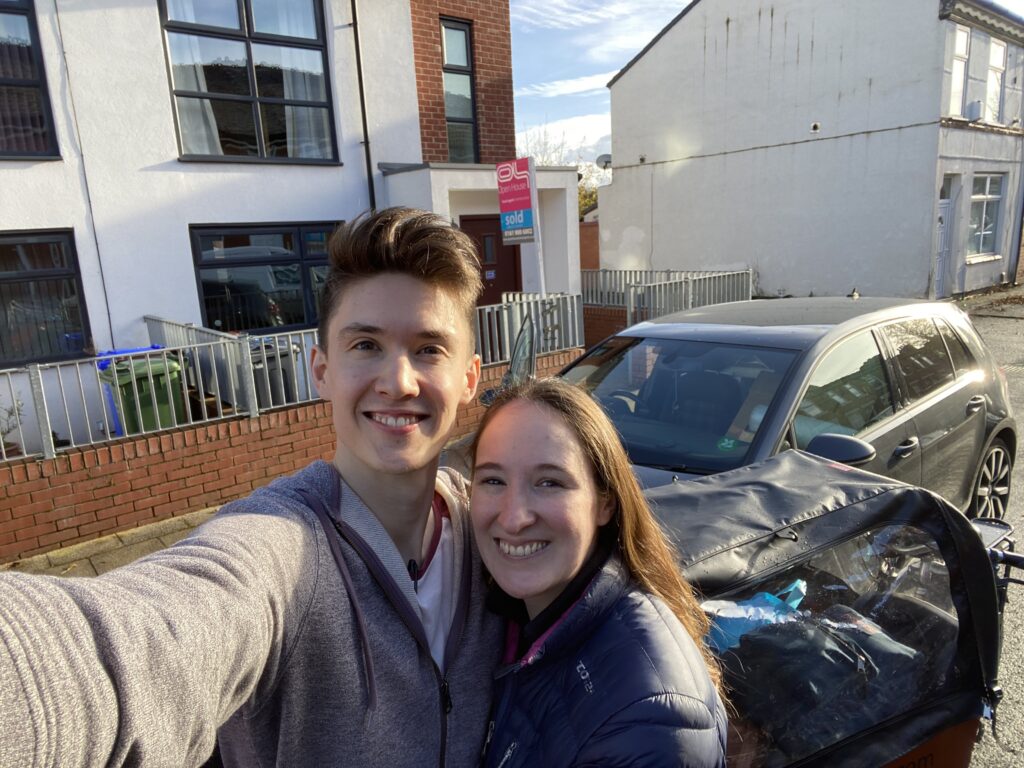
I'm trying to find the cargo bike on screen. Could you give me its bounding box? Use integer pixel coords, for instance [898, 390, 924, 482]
[649, 450, 1023, 768]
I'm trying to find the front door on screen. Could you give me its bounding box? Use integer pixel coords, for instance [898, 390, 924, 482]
[936, 200, 952, 298]
[459, 215, 521, 305]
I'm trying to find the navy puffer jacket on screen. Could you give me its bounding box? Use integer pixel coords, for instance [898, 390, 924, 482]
[482, 554, 727, 768]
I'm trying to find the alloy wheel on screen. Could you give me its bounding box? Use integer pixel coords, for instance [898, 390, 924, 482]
[973, 441, 1012, 519]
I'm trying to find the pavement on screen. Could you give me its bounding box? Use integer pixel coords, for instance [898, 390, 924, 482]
[3, 280, 1022, 579]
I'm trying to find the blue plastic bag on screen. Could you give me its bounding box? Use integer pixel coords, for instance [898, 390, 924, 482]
[704, 579, 807, 653]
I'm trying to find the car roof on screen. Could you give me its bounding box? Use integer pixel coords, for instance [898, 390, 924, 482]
[623, 297, 934, 350]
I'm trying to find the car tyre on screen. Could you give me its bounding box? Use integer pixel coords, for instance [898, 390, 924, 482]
[970, 438, 1013, 520]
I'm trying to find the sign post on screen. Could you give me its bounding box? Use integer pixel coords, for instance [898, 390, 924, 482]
[497, 157, 545, 295]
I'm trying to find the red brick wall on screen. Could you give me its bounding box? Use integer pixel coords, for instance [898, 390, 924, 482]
[409, 0, 516, 163]
[0, 350, 580, 563]
[579, 222, 599, 270]
[583, 305, 628, 348]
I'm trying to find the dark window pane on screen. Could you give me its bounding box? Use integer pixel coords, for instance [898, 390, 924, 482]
[447, 121, 476, 163]
[303, 230, 329, 256]
[482, 235, 496, 264]
[251, 0, 316, 39]
[252, 44, 325, 100]
[165, 0, 240, 30]
[443, 25, 468, 67]
[199, 232, 295, 261]
[0, 85, 48, 153]
[199, 264, 303, 331]
[176, 96, 258, 156]
[260, 103, 331, 159]
[168, 33, 250, 95]
[310, 264, 328, 316]
[0, 277, 85, 363]
[0, 239, 70, 273]
[936, 319, 976, 376]
[0, 13, 34, 79]
[882, 320, 955, 402]
[443, 72, 473, 119]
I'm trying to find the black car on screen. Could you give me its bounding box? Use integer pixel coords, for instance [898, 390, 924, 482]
[559, 297, 1015, 516]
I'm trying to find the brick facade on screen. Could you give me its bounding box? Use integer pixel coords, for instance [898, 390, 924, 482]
[583, 305, 628, 348]
[579, 221, 600, 270]
[409, 0, 516, 163]
[0, 350, 580, 564]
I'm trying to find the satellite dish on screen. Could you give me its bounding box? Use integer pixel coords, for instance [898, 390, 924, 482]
[595, 154, 612, 170]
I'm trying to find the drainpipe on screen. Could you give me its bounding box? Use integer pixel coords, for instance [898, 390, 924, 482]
[349, 0, 377, 211]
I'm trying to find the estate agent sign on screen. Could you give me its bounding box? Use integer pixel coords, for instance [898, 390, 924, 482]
[497, 157, 538, 245]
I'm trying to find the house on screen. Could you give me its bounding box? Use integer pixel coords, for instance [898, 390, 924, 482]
[0, 0, 579, 366]
[598, 0, 1024, 298]
[0, 0, 583, 563]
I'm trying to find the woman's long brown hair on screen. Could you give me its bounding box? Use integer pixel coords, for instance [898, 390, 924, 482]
[471, 377, 721, 692]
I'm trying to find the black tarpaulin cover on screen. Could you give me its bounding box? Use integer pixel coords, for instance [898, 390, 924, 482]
[644, 450, 1002, 768]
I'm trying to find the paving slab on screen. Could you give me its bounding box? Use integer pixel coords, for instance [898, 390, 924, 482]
[47, 534, 123, 566]
[159, 529, 192, 548]
[116, 516, 188, 546]
[42, 560, 98, 578]
[90, 539, 165, 575]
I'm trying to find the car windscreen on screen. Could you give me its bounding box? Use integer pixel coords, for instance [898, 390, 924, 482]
[562, 336, 798, 474]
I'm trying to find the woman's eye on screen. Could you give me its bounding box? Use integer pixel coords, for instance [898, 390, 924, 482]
[538, 478, 563, 489]
[475, 476, 504, 486]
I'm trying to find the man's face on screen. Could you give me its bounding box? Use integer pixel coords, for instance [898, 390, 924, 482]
[311, 273, 480, 485]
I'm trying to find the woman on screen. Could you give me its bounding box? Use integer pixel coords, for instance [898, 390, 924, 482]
[471, 378, 727, 768]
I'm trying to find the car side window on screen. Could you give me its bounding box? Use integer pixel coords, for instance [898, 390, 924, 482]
[793, 332, 896, 450]
[881, 319, 956, 403]
[935, 318, 976, 377]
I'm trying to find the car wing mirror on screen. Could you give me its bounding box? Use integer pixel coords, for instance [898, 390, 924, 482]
[480, 314, 536, 406]
[805, 433, 877, 467]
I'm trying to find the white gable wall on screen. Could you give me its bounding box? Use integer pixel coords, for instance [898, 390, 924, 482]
[601, 0, 946, 297]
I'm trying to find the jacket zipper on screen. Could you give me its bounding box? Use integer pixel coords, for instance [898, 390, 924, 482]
[324, 503, 473, 767]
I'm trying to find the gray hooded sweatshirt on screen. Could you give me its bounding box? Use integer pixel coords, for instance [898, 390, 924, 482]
[0, 461, 502, 767]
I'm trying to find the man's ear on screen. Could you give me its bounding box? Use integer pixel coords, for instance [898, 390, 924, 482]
[461, 353, 482, 405]
[597, 494, 616, 527]
[310, 345, 328, 397]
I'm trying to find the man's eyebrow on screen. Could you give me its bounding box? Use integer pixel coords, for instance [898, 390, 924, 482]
[337, 324, 454, 341]
[338, 323, 382, 335]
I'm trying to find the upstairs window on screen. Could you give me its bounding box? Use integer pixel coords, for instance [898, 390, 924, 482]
[986, 38, 1006, 123]
[0, 231, 89, 365]
[441, 19, 478, 163]
[968, 174, 1003, 256]
[160, 0, 336, 162]
[0, 0, 57, 157]
[949, 25, 970, 117]
[192, 222, 334, 333]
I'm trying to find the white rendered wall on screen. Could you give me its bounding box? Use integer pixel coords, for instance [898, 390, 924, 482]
[601, 0, 946, 297]
[0, 0, 421, 351]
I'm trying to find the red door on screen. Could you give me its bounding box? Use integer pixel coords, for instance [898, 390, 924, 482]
[459, 215, 521, 305]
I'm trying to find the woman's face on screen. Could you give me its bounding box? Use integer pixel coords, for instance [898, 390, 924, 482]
[471, 400, 614, 619]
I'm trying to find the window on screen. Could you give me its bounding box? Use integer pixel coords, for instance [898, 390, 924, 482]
[192, 222, 334, 333]
[441, 19, 477, 163]
[949, 25, 970, 117]
[986, 38, 1006, 123]
[881, 320, 956, 403]
[160, 0, 336, 162]
[968, 174, 1003, 256]
[794, 332, 896, 449]
[935, 319, 976, 377]
[0, 0, 57, 157]
[0, 231, 89, 365]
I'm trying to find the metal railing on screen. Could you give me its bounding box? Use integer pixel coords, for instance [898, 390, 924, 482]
[476, 294, 583, 366]
[1, 295, 585, 462]
[625, 270, 753, 325]
[581, 269, 752, 307]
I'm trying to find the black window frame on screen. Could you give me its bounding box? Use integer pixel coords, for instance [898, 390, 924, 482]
[190, 221, 337, 334]
[440, 17, 479, 163]
[158, 0, 339, 165]
[0, 0, 59, 158]
[0, 229, 91, 366]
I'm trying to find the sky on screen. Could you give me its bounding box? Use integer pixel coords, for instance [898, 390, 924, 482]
[510, 0, 1024, 166]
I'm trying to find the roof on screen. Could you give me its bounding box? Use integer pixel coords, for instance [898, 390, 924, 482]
[611, 0, 1024, 89]
[620, 297, 932, 350]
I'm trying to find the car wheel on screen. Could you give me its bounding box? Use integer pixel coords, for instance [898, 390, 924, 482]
[970, 438, 1013, 519]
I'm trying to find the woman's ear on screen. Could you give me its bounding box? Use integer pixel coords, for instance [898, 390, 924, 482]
[596, 494, 616, 527]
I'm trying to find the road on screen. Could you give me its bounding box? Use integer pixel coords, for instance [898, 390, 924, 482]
[968, 310, 1024, 767]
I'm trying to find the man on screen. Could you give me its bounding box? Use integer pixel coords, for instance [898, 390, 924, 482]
[0, 208, 502, 767]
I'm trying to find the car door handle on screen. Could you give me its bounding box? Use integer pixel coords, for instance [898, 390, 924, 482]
[892, 437, 919, 458]
[966, 395, 986, 414]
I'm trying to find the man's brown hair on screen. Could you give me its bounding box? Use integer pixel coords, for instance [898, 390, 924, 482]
[317, 207, 483, 348]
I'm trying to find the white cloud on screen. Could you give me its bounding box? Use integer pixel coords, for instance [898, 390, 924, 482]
[511, 0, 686, 32]
[516, 113, 612, 164]
[515, 71, 618, 98]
